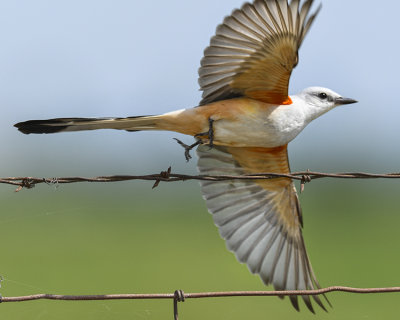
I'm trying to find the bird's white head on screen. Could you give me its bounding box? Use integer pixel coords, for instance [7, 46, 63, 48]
[297, 87, 358, 121]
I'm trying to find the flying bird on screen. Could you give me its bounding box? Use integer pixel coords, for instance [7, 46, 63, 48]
[14, 0, 357, 312]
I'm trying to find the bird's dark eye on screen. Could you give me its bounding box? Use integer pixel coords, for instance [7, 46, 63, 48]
[318, 92, 328, 100]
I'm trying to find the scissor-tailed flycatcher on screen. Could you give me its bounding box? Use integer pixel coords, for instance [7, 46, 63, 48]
[15, 0, 357, 312]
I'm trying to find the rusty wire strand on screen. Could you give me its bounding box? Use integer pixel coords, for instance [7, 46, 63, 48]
[2, 286, 400, 303]
[1, 170, 400, 192]
[4, 286, 400, 320]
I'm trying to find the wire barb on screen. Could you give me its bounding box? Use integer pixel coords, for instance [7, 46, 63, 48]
[152, 167, 172, 189]
[300, 170, 312, 193]
[43, 177, 60, 189]
[173, 290, 185, 320]
[15, 178, 35, 192]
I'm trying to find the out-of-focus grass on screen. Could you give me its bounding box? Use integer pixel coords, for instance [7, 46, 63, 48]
[0, 178, 399, 319]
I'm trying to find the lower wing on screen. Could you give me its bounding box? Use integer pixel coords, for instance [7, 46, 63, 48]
[196, 144, 329, 312]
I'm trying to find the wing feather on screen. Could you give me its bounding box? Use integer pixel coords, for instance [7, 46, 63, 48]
[197, 144, 328, 311]
[199, 0, 320, 105]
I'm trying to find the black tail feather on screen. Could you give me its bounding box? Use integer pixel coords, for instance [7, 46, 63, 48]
[14, 118, 100, 134]
[14, 115, 155, 134]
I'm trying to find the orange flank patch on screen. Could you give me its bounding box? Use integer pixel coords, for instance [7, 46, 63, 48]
[282, 96, 293, 105]
[246, 90, 292, 105]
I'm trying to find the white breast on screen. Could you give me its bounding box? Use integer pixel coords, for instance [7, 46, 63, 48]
[213, 98, 309, 148]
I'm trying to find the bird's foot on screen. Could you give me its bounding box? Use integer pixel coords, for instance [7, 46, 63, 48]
[173, 138, 203, 162]
[174, 118, 215, 162]
[195, 118, 215, 148]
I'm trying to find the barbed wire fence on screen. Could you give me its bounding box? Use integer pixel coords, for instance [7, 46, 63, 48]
[2, 168, 400, 319]
[2, 168, 400, 192]
[2, 286, 400, 320]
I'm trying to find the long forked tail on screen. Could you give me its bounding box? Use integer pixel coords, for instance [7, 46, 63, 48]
[14, 115, 164, 135]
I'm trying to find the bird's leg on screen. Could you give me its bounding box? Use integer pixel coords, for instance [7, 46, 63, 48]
[194, 118, 215, 148]
[174, 118, 215, 162]
[173, 138, 203, 162]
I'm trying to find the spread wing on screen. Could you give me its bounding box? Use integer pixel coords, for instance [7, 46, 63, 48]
[199, 0, 321, 105]
[196, 144, 329, 312]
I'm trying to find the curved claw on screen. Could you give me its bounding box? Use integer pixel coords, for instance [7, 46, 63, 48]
[173, 138, 202, 162]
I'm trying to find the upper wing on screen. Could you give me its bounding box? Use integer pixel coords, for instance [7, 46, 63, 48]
[196, 144, 329, 312]
[199, 0, 320, 105]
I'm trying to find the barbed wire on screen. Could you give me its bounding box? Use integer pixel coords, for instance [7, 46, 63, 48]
[2, 171, 400, 319]
[2, 287, 400, 319]
[2, 168, 400, 192]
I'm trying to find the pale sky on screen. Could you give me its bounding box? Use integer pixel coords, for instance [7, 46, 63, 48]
[0, 0, 399, 175]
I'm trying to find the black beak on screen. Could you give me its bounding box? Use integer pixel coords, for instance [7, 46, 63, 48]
[335, 97, 358, 105]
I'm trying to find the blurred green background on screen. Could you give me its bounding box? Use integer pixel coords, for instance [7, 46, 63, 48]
[0, 179, 400, 319]
[1, 0, 400, 319]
